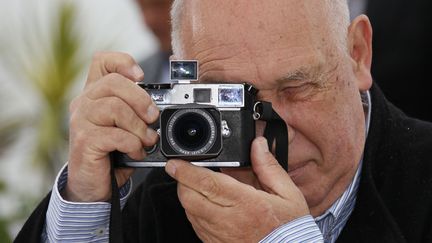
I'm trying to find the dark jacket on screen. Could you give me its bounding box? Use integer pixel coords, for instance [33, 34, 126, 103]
[15, 84, 432, 242]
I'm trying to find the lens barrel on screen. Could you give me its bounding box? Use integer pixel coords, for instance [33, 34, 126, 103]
[166, 108, 217, 155]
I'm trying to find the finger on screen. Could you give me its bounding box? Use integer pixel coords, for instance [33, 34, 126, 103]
[86, 52, 144, 86]
[115, 168, 135, 187]
[165, 160, 247, 205]
[84, 73, 160, 124]
[250, 137, 295, 199]
[220, 168, 262, 189]
[177, 183, 224, 218]
[71, 123, 145, 161]
[82, 96, 158, 146]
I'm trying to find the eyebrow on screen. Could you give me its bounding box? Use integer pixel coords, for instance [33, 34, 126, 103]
[275, 64, 326, 85]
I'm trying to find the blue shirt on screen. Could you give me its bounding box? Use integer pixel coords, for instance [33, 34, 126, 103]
[43, 92, 371, 243]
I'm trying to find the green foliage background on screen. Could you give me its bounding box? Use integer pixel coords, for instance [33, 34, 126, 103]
[0, 2, 85, 241]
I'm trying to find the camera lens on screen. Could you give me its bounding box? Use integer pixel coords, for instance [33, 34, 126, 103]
[174, 113, 209, 150]
[166, 109, 217, 155]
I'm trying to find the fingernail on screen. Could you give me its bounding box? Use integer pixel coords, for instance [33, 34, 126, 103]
[165, 160, 177, 177]
[146, 128, 157, 140]
[131, 65, 144, 79]
[147, 104, 159, 120]
[257, 137, 269, 153]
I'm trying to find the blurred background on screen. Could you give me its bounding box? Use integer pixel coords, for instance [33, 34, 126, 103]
[0, 0, 158, 241]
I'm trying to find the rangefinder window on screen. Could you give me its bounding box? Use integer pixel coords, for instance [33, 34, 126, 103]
[194, 88, 212, 103]
[170, 60, 198, 81]
[218, 87, 243, 106]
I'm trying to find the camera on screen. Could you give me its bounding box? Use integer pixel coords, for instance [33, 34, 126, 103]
[112, 60, 258, 167]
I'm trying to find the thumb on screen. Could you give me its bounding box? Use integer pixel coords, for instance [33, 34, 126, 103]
[251, 137, 295, 199]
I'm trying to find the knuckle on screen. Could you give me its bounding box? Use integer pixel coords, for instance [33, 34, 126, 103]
[69, 106, 86, 133]
[262, 151, 280, 167]
[198, 175, 220, 198]
[141, 90, 153, 106]
[107, 96, 126, 114]
[87, 78, 115, 97]
[114, 129, 142, 152]
[266, 159, 281, 170]
[144, 130, 159, 146]
[119, 52, 135, 64]
[128, 109, 142, 128]
[110, 128, 128, 143]
[92, 51, 107, 62]
[105, 72, 125, 83]
[72, 129, 90, 147]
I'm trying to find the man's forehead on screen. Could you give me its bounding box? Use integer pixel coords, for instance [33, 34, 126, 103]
[177, 1, 330, 50]
[185, 1, 299, 23]
[180, 0, 326, 23]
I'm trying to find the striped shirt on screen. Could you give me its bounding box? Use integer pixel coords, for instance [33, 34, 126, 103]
[43, 92, 371, 243]
[42, 165, 131, 242]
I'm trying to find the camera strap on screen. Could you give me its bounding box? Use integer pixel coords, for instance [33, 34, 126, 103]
[253, 101, 288, 171]
[109, 159, 124, 243]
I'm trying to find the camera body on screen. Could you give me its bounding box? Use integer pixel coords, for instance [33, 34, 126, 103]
[112, 61, 258, 167]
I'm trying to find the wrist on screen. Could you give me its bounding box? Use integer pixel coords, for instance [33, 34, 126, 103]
[62, 182, 110, 202]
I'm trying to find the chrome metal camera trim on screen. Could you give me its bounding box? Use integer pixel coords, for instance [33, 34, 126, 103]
[191, 161, 241, 167]
[156, 105, 241, 111]
[144, 144, 158, 155]
[221, 120, 232, 138]
[121, 161, 241, 167]
[146, 83, 246, 108]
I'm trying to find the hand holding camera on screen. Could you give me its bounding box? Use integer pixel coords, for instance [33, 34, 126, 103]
[64, 52, 159, 202]
[164, 137, 309, 242]
[65, 54, 286, 204]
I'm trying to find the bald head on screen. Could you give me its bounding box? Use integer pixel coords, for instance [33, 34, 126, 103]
[171, 0, 351, 58]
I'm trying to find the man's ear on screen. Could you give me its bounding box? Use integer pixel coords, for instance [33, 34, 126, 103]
[348, 15, 373, 91]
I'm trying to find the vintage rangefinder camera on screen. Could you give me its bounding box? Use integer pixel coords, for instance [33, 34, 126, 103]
[112, 60, 258, 167]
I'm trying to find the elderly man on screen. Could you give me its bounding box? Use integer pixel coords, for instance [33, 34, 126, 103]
[16, 0, 432, 242]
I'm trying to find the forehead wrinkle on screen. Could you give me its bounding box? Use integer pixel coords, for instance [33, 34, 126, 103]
[193, 42, 259, 82]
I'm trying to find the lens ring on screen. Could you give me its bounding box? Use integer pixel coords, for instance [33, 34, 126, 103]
[166, 109, 217, 156]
